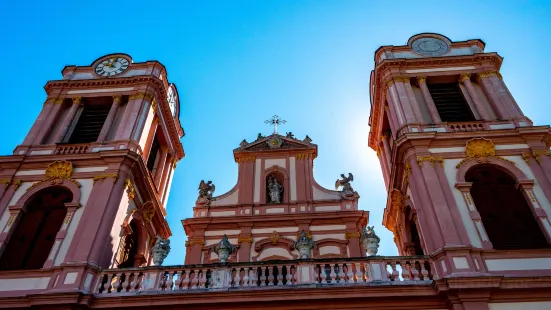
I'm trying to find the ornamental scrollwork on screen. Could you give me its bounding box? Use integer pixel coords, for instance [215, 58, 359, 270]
[416, 156, 443, 167]
[26, 161, 80, 192]
[92, 173, 119, 184]
[456, 138, 516, 168]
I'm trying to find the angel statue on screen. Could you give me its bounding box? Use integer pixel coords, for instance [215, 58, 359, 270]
[335, 173, 359, 200]
[196, 180, 215, 205]
[150, 236, 171, 266]
[267, 176, 284, 203]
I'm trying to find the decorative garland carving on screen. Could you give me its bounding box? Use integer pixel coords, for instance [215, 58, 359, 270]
[124, 179, 135, 200]
[235, 156, 255, 163]
[92, 173, 119, 184]
[416, 156, 443, 167]
[141, 201, 155, 223]
[390, 189, 404, 210]
[456, 138, 516, 168]
[26, 161, 80, 192]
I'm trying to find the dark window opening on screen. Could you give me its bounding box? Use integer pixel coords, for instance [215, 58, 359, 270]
[427, 83, 475, 122]
[118, 220, 139, 268]
[0, 187, 72, 270]
[68, 99, 111, 144]
[147, 137, 160, 172]
[466, 165, 549, 250]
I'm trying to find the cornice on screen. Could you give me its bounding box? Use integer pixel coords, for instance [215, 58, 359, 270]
[43, 75, 184, 159]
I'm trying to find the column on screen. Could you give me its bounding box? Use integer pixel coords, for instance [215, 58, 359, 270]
[417, 76, 441, 123]
[154, 147, 169, 187]
[97, 95, 122, 142]
[380, 132, 392, 167]
[391, 77, 418, 124]
[455, 183, 492, 249]
[517, 180, 551, 242]
[23, 98, 57, 145]
[383, 105, 398, 138]
[35, 98, 65, 144]
[158, 154, 172, 197]
[403, 77, 424, 123]
[237, 235, 252, 262]
[53, 96, 82, 143]
[386, 81, 406, 126]
[43, 202, 81, 268]
[488, 72, 523, 118]
[477, 73, 510, 119]
[459, 73, 490, 120]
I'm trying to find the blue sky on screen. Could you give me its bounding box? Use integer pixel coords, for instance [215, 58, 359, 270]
[1, 1, 551, 265]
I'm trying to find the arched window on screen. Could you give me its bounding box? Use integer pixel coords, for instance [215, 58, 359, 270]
[266, 172, 285, 204]
[466, 165, 549, 250]
[118, 220, 139, 268]
[0, 187, 72, 270]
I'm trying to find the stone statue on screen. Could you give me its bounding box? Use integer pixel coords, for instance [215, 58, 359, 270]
[286, 132, 295, 139]
[239, 139, 248, 147]
[150, 236, 171, 266]
[267, 176, 283, 203]
[196, 180, 215, 205]
[303, 135, 312, 143]
[335, 173, 359, 200]
[360, 226, 380, 256]
[294, 230, 315, 259]
[256, 133, 265, 141]
[213, 234, 236, 263]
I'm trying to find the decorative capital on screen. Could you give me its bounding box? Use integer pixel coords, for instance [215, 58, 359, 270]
[112, 95, 122, 103]
[235, 155, 256, 163]
[54, 98, 64, 105]
[129, 92, 154, 101]
[416, 156, 443, 167]
[151, 99, 157, 113]
[385, 79, 395, 88]
[92, 173, 119, 184]
[237, 236, 253, 244]
[171, 158, 178, 169]
[417, 76, 427, 84]
[345, 231, 360, 239]
[459, 73, 471, 83]
[0, 180, 11, 188]
[380, 132, 390, 140]
[295, 152, 315, 160]
[72, 96, 82, 105]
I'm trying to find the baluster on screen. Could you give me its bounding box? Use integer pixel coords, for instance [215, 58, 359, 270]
[250, 267, 258, 287]
[98, 274, 108, 293]
[275, 265, 283, 286]
[365, 262, 372, 282]
[259, 267, 266, 286]
[389, 261, 399, 281]
[242, 267, 250, 287]
[337, 263, 345, 284]
[314, 265, 320, 283]
[181, 271, 190, 290]
[157, 271, 166, 289]
[174, 271, 183, 290]
[346, 264, 354, 283]
[134, 272, 145, 291]
[234, 268, 241, 287]
[329, 264, 336, 284]
[355, 263, 364, 283]
[400, 261, 411, 281]
[285, 265, 293, 286]
[191, 270, 198, 289]
[125, 273, 135, 292]
[166, 271, 174, 290]
[268, 266, 275, 286]
[112, 273, 122, 293]
[420, 260, 429, 280]
[411, 261, 420, 281]
[198, 270, 207, 288]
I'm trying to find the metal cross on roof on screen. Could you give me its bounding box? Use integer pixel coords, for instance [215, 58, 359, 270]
[265, 115, 286, 134]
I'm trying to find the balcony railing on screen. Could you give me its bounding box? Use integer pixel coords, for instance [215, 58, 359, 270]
[95, 256, 434, 295]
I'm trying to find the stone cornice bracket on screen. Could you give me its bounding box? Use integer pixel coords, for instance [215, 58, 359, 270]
[416, 156, 443, 167]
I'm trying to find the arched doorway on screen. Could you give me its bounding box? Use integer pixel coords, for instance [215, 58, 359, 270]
[118, 219, 139, 268]
[0, 187, 72, 270]
[465, 165, 549, 250]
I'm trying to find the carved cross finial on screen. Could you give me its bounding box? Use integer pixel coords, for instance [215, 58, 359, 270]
[264, 115, 286, 134]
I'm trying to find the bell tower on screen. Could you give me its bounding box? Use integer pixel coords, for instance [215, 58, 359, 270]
[369, 34, 551, 278]
[0, 54, 184, 289]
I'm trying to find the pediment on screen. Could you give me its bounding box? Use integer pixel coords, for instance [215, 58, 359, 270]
[235, 134, 316, 152]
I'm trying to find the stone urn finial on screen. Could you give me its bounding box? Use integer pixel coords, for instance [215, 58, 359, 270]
[213, 234, 235, 263]
[150, 236, 171, 266]
[360, 226, 380, 256]
[294, 230, 315, 259]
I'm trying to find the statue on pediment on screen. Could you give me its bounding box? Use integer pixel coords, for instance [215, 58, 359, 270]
[197, 180, 215, 205]
[335, 173, 359, 200]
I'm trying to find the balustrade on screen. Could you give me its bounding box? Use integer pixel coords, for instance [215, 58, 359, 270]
[55, 144, 89, 154]
[447, 122, 486, 132]
[95, 257, 432, 295]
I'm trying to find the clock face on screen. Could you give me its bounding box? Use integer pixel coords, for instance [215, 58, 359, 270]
[95, 57, 130, 77]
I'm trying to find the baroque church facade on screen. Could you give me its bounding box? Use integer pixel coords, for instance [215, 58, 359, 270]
[0, 33, 550, 309]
